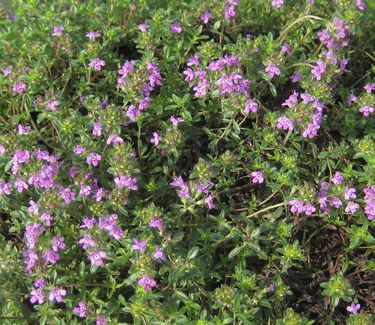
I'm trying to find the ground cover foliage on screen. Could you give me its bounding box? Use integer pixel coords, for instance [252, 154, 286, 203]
[0, 0, 374, 324]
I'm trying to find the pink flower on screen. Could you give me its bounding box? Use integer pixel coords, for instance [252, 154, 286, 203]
[272, 0, 284, 9]
[138, 23, 149, 32]
[153, 246, 166, 260]
[265, 62, 281, 78]
[132, 239, 147, 252]
[86, 153, 102, 167]
[138, 275, 157, 291]
[96, 315, 107, 325]
[79, 234, 96, 250]
[30, 288, 44, 304]
[89, 251, 107, 266]
[45, 99, 60, 111]
[346, 302, 360, 314]
[149, 216, 164, 231]
[92, 122, 103, 136]
[170, 116, 184, 126]
[106, 134, 124, 145]
[170, 22, 182, 33]
[205, 195, 215, 209]
[51, 236, 66, 252]
[52, 26, 64, 37]
[200, 11, 212, 24]
[150, 132, 161, 146]
[2, 65, 12, 77]
[89, 58, 106, 71]
[244, 99, 258, 113]
[73, 301, 89, 318]
[12, 81, 27, 94]
[359, 105, 374, 117]
[251, 171, 264, 184]
[73, 145, 85, 155]
[49, 287, 67, 303]
[86, 31, 101, 39]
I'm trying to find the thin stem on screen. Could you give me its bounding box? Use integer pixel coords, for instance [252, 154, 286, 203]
[278, 15, 327, 43]
[246, 202, 285, 218]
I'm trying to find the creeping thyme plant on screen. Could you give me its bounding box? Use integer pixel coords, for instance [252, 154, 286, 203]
[1, 0, 375, 324]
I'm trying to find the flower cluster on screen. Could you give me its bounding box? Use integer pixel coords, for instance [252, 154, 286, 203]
[276, 91, 324, 138]
[117, 60, 161, 122]
[184, 54, 257, 115]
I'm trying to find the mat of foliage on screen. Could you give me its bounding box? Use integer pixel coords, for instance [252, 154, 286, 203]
[0, 1, 374, 324]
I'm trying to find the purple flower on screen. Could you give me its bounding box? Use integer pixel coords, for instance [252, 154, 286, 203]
[14, 178, 28, 193]
[12, 81, 27, 94]
[114, 175, 138, 190]
[282, 91, 299, 108]
[106, 134, 124, 145]
[346, 302, 360, 314]
[345, 202, 359, 214]
[92, 122, 103, 136]
[187, 54, 200, 67]
[265, 62, 281, 78]
[86, 31, 101, 39]
[43, 249, 60, 265]
[170, 22, 182, 33]
[33, 278, 45, 289]
[138, 275, 156, 291]
[51, 236, 66, 252]
[331, 172, 344, 185]
[205, 195, 215, 209]
[150, 132, 161, 146]
[138, 23, 150, 32]
[251, 171, 264, 184]
[2, 65, 12, 77]
[347, 93, 357, 105]
[96, 315, 107, 325]
[89, 251, 106, 266]
[86, 153, 102, 167]
[0, 181, 12, 195]
[149, 217, 164, 231]
[49, 287, 67, 303]
[73, 145, 85, 155]
[80, 217, 97, 229]
[281, 43, 291, 55]
[153, 246, 166, 260]
[17, 124, 30, 135]
[304, 203, 316, 216]
[291, 71, 301, 83]
[200, 11, 212, 24]
[276, 116, 294, 131]
[79, 234, 96, 250]
[289, 200, 306, 214]
[272, 0, 284, 8]
[59, 187, 76, 204]
[224, 5, 236, 21]
[311, 60, 327, 81]
[170, 116, 184, 126]
[355, 0, 366, 11]
[132, 239, 147, 253]
[40, 211, 53, 226]
[359, 105, 374, 117]
[52, 26, 64, 36]
[245, 99, 258, 113]
[170, 176, 186, 188]
[45, 99, 60, 111]
[89, 58, 106, 71]
[30, 288, 44, 304]
[344, 187, 356, 200]
[364, 83, 375, 93]
[73, 301, 89, 318]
